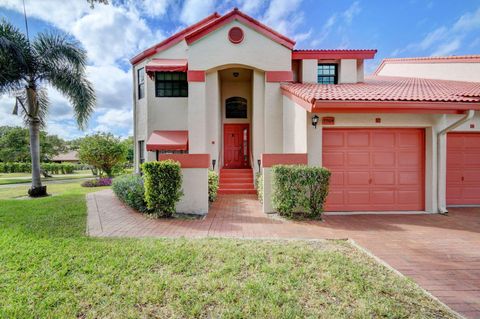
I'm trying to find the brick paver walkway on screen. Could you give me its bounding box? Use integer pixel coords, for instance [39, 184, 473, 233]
[88, 190, 480, 318]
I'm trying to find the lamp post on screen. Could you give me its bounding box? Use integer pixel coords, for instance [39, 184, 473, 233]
[257, 159, 261, 173]
[212, 159, 216, 171]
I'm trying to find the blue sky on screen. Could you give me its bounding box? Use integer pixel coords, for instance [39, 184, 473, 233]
[1, 0, 479, 139]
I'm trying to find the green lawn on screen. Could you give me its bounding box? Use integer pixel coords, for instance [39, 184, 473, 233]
[0, 183, 454, 318]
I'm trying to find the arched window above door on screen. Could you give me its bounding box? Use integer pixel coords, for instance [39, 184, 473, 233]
[225, 96, 247, 119]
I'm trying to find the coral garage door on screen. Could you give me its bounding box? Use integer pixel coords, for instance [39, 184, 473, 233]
[323, 128, 425, 211]
[447, 133, 480, 205]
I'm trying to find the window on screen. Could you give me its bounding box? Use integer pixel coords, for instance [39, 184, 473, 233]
[138, 140, 145, 164]
[225, 96, 247, 118]
[155, 72, 188, 97]
[137, 68, 145, 99]
[317, 64, 338, 84]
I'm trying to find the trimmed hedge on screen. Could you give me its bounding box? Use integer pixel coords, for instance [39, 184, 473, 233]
[255, 172, 263, 203]
[271, 165, 331, 219]
[208, 170, 219, 202]
[142, 160, 183, 217]
[112, 175, 150, 213]
[0, 162, 77, 174]
[81, 177, 112, 188]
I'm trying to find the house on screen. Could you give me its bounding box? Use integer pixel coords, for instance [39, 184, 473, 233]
[51, 150, 80, 164]
[131, 8, 480, 215]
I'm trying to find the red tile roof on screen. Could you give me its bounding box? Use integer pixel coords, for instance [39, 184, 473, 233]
[374, 55, 480, 75]
[281, 76, 480, 113]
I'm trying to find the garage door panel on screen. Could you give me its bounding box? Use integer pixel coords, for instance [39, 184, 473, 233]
[323, 132, 344, 146]
[323, 152, 344, 166]
[447, 170, 463, 184]
[346, 191, 370, 204]
[447, 133, 480, 205]
[330, 171, 344, 186]
[398, 152, 421, 166]
[373, 152, 395, 166]
[371, 191, 395, 204]
[372, 132, 396, 147]
[323, 128, 424, 211]
[399, 132, 422, 147]
[347, 132, 369, 146]
[373, 171, 395, 185]
[347, 152, 369, 166]
[347, 172, 370, 185]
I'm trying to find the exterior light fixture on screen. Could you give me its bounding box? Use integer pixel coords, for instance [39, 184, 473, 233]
[212, 159, 216, 170]
[233, 72, 239, 78]
[257, 159, 261, 173]
[312, 115, 320, 129]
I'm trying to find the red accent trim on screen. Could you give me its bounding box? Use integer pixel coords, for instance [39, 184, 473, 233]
[157, 154, 210, 168]
[187, 70, 206, 82]
[130, 13, 220, 65]
[228, 26, 244, 44]
[265, 71, 293, 82]
[374, 55, 480, 75]
[261, 153, 308, 168]
[146, 130, 188, 151]
[145, 59, 188, 73]
[292, 49, 377, 60]
[185, 8, 295, 49]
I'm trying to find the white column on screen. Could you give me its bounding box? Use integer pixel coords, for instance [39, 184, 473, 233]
[264, 82, 283, 153]
[188, 82, 207, 153]
[252, 70, 265, 171]
[301, 59, 318, 83]
[339, 59, 358, 84]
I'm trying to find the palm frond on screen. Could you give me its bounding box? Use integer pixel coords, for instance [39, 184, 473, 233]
[0, 19, 31, 95]
[34, 32, 87, 75]
[46, 65, 95, 129]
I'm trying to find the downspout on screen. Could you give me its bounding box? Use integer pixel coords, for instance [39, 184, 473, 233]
[437, 110, 475, 214]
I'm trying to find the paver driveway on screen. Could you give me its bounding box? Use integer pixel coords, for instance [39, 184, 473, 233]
[88, 190, 480, 318]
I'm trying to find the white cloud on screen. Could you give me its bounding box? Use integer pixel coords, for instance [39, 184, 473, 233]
[139, 0, 172, 17]
[239, 0, 266, 15]
[342, 1, 361, 25]
[180, 0, 217, 25]
[391, 7, 480, 57]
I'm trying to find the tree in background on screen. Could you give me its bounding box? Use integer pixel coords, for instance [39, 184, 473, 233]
[121, 136, 134, 164]
[78, 133, 127, 178]
[0, 126, 67, 162]
[0, 20, 95, 196]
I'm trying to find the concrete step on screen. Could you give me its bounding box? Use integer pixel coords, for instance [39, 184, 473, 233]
[220, 168, 253, 173]
[219, 183, 255, 189]
[218, 189, 257, 195]
[220, 177, 253, 183]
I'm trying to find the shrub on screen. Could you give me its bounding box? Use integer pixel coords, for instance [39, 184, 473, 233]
[271, 165, 331, 219]
[112, 174, 150, 213]
[255, 172, 263, 203]
[208, 170, 219, 202]
[142, 160, 183, 218]
[78, 133, 127, 177]
[81, 177, 112, 187]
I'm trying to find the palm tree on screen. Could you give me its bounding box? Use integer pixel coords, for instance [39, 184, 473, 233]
[0, 20, 95, 196]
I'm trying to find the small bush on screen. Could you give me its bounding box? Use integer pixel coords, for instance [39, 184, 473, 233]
[81, 177, 112, 188]
[142, 160, 183, 218]
[271, 165, 331, 219]
[208, 170, 219, 202]
[112, 174, 150, 213]
[255, 172, 263, 203]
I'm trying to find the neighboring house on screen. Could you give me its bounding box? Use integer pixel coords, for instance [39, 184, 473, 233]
[131, 8, 480, 215]
[374, 55, 480, 82]
[51, 150, 79, 163]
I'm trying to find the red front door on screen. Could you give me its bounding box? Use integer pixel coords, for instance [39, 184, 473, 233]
[224, 124, 249, 169]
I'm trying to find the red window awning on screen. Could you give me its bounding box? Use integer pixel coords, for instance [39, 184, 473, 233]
[145, 59, 188, 73]
[146, 130, 188, 151]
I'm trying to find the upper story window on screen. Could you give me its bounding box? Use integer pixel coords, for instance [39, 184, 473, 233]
[225, 96, 247, 118]
[155, 72, 188, 97]
[317, 64, 338, 84]
[137, 68, 145, 99]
